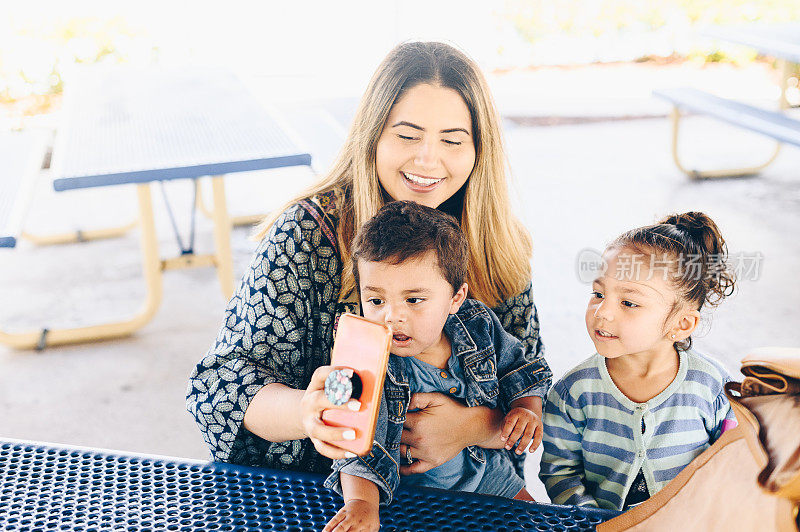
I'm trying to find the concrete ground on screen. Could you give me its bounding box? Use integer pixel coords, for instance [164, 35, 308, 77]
[1, 63, 799, 501]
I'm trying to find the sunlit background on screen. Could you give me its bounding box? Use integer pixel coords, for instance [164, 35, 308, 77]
[4, 0, 800, 123]
[2, 0, 799, 501]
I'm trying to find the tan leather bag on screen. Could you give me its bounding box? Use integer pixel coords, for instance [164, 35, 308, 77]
[599, 347, 800, 532]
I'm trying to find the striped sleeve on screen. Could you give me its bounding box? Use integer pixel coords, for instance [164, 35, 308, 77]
[689, 352, 736, 443]
[539, 381, 599, 507]
[710, 383, 736, 442]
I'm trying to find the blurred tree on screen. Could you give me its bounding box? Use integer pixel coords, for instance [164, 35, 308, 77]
[503, 0, 800, 65]
[0, 16, 155, 118]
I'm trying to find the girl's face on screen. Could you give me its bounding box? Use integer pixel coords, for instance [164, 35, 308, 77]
[585, 247, 683, 360]
[375, 83, 476, 209]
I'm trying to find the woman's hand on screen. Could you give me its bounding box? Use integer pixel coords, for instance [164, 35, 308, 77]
[300, 366, 361, 460]
[398, 392, 504, 475]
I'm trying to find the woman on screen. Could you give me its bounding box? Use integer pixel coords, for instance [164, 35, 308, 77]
[186, 41, 552, 476]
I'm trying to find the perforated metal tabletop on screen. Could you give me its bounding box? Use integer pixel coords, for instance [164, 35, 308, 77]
[0, 439, 619, 531]
[52, 67, 312, 191]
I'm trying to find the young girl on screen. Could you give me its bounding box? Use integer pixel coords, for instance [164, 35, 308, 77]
[540, 212, 737, 511]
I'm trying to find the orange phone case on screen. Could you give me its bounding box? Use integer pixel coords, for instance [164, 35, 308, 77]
[321, 313, 392, 456]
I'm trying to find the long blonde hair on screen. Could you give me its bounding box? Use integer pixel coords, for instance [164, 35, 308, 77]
[255, 41, 532, 307]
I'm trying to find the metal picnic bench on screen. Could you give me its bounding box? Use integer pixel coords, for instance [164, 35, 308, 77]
[654, 23, 800, 179]
[0, 131, 49, 249]
[0, 67, 312, 350]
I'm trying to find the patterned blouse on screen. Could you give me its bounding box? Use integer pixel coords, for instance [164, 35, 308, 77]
[186, 189, 552, 474]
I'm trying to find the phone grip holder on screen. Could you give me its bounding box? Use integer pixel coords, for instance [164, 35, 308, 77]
[324, 369, 363, 406]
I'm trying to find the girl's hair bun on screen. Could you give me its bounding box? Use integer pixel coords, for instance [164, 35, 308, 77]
[661, 212, 706, 240]
[660, 211, 736, 308]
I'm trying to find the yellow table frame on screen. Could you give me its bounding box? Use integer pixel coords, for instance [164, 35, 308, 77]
[18, 178, 261, 247]
[669, 60, 794, 180]
[0, 176, 235, 350]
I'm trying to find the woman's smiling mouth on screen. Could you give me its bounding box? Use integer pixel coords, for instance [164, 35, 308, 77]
[402, 171, 444, 190]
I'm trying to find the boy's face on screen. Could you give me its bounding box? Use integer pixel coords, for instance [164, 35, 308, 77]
[358, 250, 468, 359]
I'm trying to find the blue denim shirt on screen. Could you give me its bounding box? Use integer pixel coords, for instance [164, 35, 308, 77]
[324, 298, 552, 504]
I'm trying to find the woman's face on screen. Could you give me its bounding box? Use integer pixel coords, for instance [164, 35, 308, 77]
[375, 83, 476, 208]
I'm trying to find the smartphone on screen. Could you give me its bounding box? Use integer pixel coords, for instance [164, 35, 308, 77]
[321, 313, 392, 456]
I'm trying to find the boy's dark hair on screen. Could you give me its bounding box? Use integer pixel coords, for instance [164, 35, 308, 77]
[351, 201, 468, 294]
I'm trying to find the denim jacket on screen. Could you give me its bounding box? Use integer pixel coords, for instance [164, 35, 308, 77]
[324, 298, 552, 504]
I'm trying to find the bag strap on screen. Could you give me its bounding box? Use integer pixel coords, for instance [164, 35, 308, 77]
[298, 198, 338, 254]
[725, 382, 771, 469]
[597, 428, 799, 532]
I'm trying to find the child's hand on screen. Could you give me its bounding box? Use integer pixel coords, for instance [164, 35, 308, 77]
[323, 499, 380, 532]
[500, 407, 543, 455]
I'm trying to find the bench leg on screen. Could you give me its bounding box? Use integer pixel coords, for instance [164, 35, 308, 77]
[0, 184, 163, 350]
[20, 220, 138, 246]
[669, 106, 782, 179]
[210, 176, 235, 299]
[195, 178, 266, 228]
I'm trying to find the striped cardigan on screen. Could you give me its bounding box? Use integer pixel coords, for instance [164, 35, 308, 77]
[539, 349, 735, 510]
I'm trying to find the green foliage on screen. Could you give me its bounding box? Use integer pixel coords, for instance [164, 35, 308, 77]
[0, 16, 153, 114]
[504, 0, 800, 63]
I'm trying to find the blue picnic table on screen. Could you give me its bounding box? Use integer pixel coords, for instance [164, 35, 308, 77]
[1, 67, 313, 350]
[0, 438, 620, 531]
[0, 131, 49, 248]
